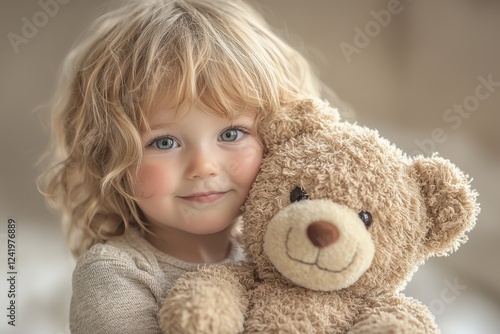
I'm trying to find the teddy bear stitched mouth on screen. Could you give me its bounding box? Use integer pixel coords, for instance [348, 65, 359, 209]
[285, 228, 358, 273]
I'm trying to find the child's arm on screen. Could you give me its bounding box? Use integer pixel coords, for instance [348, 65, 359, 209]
[70, 248, 164, 334]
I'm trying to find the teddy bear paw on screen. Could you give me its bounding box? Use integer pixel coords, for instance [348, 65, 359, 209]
[159, 277, 245, 334]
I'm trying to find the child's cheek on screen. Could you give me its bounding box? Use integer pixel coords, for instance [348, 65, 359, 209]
[134, 160, 174, 198]
[228, 144, 263, 187]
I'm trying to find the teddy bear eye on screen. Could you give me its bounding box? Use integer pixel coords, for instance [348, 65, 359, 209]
[358, 210, 373, 229]
[290, 187, 309, 203]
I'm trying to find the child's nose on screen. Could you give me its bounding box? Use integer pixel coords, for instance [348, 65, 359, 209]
[185, 148, 220, 179]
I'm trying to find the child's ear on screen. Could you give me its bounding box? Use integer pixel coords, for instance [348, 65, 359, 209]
[259, 99, 340, 148]
[411, 155, 479, 257]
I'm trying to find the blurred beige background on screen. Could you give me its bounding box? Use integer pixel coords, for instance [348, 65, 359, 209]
[1, 0, 499, 333]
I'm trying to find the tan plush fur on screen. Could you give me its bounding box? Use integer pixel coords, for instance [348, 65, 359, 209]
[159, 99, 479, 334]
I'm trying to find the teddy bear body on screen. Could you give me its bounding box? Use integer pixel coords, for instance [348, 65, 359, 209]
[244, 276, 359, 333]
[247, 282, 437, 333]
[160, 100, 478, 334]
[165, 261, 435, 333]
[244, 284, 434, 334]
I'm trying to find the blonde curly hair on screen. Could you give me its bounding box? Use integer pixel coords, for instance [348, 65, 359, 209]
[39, 0, 322, 257]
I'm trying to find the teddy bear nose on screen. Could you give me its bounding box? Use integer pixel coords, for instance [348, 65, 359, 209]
[306, 220, 339, 248]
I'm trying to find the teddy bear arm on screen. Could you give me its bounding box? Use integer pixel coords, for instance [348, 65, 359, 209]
[159, 262, 254, 334]
[347, 296, 438, 334]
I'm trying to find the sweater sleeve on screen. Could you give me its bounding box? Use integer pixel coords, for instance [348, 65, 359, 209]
[69, 246, 164, 334]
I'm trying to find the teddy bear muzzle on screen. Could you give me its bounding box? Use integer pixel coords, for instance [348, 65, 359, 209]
[263, 199, 375, 291]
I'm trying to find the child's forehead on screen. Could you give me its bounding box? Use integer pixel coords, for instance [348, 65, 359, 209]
[147, 100, 257, 125]
[151, 90, 254, 113]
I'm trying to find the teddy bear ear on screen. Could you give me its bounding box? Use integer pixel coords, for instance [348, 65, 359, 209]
[259, 99, 340, 148]
[410, 155, 479, 257]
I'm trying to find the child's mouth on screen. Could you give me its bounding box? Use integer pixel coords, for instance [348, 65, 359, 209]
[179, 191, 228, 203]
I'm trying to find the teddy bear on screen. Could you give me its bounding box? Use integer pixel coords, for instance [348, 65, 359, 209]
[159, 99, 479, 334]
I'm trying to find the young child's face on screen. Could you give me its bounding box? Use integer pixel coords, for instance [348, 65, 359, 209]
[133, 103, 263, 235]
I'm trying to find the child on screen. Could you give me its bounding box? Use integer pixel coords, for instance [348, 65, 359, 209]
[39, 0, 322, 332]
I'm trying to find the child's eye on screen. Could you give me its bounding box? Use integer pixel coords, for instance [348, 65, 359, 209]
[150, 136, 179, 150]
[219, 127, 246, 142]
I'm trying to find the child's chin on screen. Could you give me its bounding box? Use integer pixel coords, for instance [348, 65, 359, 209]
[180, 219, 235, 235]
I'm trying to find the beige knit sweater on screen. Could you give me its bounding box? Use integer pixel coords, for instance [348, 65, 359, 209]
[69, 228, 244, 334]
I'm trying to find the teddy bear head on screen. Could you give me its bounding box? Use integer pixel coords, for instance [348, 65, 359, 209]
[242, 99, 479, 294]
